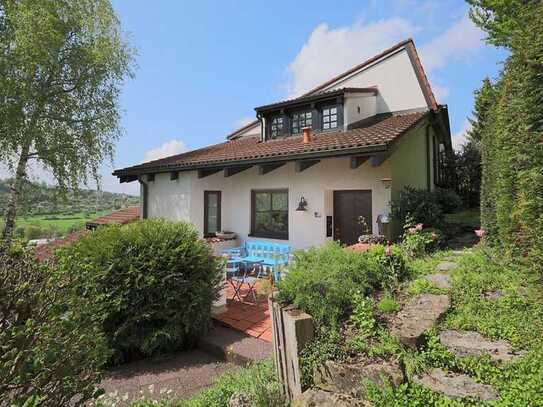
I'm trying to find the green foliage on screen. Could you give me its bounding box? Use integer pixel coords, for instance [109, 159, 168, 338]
[23, 224, 44, 240]
[179, 360, 282, 407]
[378, 295, 400, 313]
[55, 219, 223, 364]
[391, 187, 445, 228]
[299, 329, 348, 389]
[277, 242, 408, 330]
[400, 217, 442, 258]
[433, 188, 463, 215]
[350, 293, 376, 336]
[469, 1, 543, 271]
[0, 0, 135, 244]
[0, 250, 109, 406]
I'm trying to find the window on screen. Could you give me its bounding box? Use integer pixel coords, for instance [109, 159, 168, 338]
[322, 106, 338, 130]
[251, 189, 288, 239]
[270, 116, 284, 138]
[291, 111, 312, 134]
[204, 191, 221, 237]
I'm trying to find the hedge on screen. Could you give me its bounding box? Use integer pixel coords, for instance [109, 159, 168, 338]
[55, 219, 223, 364]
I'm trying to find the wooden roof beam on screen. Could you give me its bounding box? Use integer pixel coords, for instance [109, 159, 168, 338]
[295, 159, 320, 173]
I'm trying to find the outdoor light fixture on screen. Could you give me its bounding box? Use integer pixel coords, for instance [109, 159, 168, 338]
[381, 177, 392, 189]
[296, 196, 308, 211]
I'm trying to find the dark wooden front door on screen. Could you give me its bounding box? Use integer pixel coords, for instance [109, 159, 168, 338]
[333, 190, 372, 246]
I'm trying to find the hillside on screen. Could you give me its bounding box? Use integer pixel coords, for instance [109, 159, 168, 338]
[0, 179, 139, 239]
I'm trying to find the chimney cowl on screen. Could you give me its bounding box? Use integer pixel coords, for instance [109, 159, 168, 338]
[302, 127, 312, 144]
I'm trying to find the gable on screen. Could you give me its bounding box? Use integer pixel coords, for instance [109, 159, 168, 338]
[228, 39, 437, 140]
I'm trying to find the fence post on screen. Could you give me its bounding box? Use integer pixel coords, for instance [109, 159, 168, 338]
[268, 291, 314, 402]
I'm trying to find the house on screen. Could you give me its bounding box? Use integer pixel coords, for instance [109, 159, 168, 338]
[113, 39, 452, 249]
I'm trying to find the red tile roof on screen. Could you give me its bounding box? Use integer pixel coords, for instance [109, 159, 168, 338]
[114, 111, 427, 177]
[34, 207, 141, 262]
[86, 206, 140, 228]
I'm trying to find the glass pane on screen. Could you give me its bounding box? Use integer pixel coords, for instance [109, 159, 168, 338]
[331, 107, 337, 114]
[271, 211, 288, 233]
[307, 112, 312, 118]
[323, 122, 330, 129]
[323, 108, 329, 115]
[255, 192, 270, 211]
[255, 212, 271, 232]
[331, 114, 337, 121]
[272, 192, 288, 210]
[208, 215, 218, 233]
[330, 122, 337, 128]
[323, 116, 329, 123]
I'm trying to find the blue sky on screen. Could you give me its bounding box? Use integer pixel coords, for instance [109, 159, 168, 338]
[3, 1, 508, 194]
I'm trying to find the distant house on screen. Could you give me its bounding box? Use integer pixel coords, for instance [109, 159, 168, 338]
[113, 39, 452, 249]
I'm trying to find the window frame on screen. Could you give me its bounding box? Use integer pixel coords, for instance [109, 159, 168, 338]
[290, 110, 313, 134]
[204, 191, 222, 237]
[269, 115, 284, 139]
[250, 189, 289, 240]
[321, 104, 339, 131]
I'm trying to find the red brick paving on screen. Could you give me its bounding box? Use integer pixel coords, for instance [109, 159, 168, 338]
[214, 281, 273, 342]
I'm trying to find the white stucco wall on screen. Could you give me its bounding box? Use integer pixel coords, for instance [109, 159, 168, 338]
[144, 156, 392, 250]
[344, 94, 377, 128]
[323, 49, 428, 114]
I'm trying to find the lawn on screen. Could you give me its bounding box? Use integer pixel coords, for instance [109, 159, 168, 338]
[14, 210, 110, 235]
[444, 208, 480, 229]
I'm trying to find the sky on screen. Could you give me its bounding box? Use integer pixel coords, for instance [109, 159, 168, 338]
[2, 0, 508, 195]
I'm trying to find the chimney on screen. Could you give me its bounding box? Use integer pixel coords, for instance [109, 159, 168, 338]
[302, 127, 312, 144]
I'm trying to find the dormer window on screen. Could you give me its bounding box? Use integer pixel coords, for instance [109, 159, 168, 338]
[322, 106, 338, 130]
[291, 110, 312, 134]
[270, 116, 284, 138]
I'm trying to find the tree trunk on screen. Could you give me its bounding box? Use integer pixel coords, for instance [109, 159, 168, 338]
[2, 142, 31, 247]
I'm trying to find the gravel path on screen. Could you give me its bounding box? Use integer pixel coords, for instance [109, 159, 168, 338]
[98, 349, 237, 405]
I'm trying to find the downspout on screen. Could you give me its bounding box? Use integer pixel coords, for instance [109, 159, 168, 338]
[425, 124, 431, 191]
[138, 176, 148, 219]
[257, 113, 265, 142]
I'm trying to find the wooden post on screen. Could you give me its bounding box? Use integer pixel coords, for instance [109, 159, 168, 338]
[268, 292, 314, 402]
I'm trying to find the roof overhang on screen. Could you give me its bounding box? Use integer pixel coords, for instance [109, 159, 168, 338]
[114, 143, 389, 182]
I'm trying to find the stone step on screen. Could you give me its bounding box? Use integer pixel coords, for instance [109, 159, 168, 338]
[436, 261, 458, 272]
[391, 294, 450, 348]
[424, 272, 453, 289]
[439, 330, 524, 362]
[292, 389, 370, 407]
[199, 323, 272, 366]
[414, 368, 498, 401]
[313, 359, 403, 398]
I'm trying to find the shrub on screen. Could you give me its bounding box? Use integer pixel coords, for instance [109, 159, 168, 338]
[55, 219, 223, 364]
[24, 224, 44, 240]
[391, 187, 444, 228]
[433, 187, 463, 214]
[400, 217, 442, 258]
[277, 242, 407, 330]
[0, 250, 109, 406]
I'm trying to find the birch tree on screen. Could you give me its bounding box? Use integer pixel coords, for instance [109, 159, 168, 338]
[0, 0, 134, 247]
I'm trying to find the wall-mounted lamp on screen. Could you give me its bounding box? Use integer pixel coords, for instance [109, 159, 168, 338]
[296, 196, 308, 211]
[381, 177, 392, 189]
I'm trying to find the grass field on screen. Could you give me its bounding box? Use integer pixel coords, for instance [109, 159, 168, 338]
[13, 210, 111, 235]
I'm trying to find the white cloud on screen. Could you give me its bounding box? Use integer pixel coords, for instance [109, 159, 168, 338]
[286, 18, 418, 97]
[285, 13, 485, 103]
[420, 14, 484, 72]
[452, 119, 471, 151]
[235, 117, 256, 129]
[420, 13, 485, 101]
[143, 139, 187, 162]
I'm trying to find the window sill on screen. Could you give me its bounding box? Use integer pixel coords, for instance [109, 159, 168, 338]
[248, 233, 289, 241]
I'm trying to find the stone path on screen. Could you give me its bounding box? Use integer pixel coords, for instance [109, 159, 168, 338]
[439, 330, 524, 362]
[436, 261, 459, 272]
[313, 359, 403, 398]
[391, 294, 450, 348]
[414, 368, 498, 401]
[424, 272, 452, 289]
